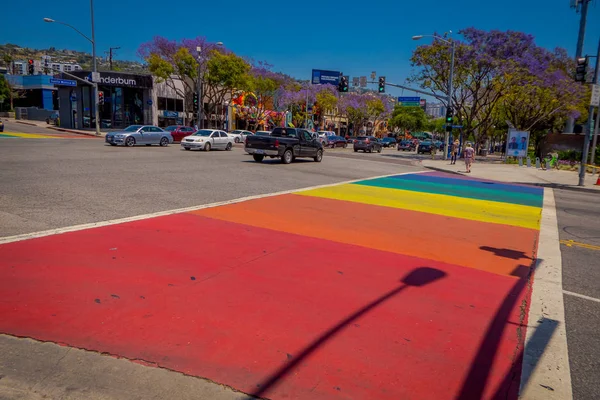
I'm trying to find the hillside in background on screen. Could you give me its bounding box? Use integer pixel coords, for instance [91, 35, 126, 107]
[0, 43, 148, 74]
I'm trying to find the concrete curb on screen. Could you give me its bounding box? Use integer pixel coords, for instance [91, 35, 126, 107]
[15, 120, 38, 127]
[47, 126, 104, 137]
[519, 188, 572, 399]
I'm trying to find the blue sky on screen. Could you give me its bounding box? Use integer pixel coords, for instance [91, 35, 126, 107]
[2, 0, 599, 98]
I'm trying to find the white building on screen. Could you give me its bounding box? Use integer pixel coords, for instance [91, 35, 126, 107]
[425, 102, 446, 118]
[11, 57, 81, 75]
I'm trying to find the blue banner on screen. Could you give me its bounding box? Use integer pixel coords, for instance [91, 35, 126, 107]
[312, 69, 340, 86]
[398, 96, 420, 102]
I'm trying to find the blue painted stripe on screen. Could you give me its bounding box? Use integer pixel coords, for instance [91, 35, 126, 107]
[387, 173, 544, 196]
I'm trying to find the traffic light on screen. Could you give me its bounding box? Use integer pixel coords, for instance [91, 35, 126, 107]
[338, 76, 348, 92]
[575, 57, 588, 82]
[378, 76, 386, 93]
[445, 107, 453, 132]
[98, 91, 104, 106]
[28, 59, 34, 75]
[193, 93, 199, 111]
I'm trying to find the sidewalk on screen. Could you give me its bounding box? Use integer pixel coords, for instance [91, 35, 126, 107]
[12, 119, 106, 137]
[421, 158, 600, 192]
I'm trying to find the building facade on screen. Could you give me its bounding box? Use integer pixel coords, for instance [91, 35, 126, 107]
[425, 102, 446, 119]
[56, 70, 153, 130]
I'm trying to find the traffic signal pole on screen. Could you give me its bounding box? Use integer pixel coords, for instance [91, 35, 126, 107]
[445, 40, 456, 161]
[579, 37, 600, 186]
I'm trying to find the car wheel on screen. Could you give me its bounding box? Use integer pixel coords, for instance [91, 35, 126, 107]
[226, 142, 232, 151]
[253, 154, 264, 162]
[354, 148, 358, 152]
[281, 149, 293, 164]
[377, 147, 382, 153]
[234, 137, 240, 143]
[343, 143, 347, 148]
[125, 137, 135, 147]
[367, 148, 372, 153]
[314, 149, 323, 162]
[204, 142, 211, 152]
[159, 137, 169, 147]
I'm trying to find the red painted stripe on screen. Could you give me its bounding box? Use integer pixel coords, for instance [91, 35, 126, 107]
[0, 213, 528, 399]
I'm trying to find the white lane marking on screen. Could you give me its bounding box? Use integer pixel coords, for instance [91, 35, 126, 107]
[0, 170, 426, 245]
[563, 290, 600, 304]
[519, 188, 573, 399]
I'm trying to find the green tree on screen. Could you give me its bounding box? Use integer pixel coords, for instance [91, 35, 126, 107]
[0, 75, 10, 111]
[388, 105, 428, 134]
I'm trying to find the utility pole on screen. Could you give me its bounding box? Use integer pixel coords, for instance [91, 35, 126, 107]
[567, 0, 592, 133]
[578, 36, 600, 186]
[108, 47, 120, 71]
[196, 47, 203, 129]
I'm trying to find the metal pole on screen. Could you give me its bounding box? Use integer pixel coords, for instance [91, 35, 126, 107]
[578, 35, 599, 186]
[197, 49, 203, 129]
[589, 37, 600, 173]
[568, 0, 591, 133]
[305, 86, 309, 128]
[445, 40, 455, 161]
[90, 0, 100, 136]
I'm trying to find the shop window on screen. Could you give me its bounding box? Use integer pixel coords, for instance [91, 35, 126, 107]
[158, 97, 167, 110]
[175, 99, 183, 112]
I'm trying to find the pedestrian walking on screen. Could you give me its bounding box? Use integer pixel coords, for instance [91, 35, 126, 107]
[464, 143, 475, 173]
[451, 140, 459, 165]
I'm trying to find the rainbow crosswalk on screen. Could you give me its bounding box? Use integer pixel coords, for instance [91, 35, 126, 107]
[0, 131, 89, 139]
[0, 171, 543, 400]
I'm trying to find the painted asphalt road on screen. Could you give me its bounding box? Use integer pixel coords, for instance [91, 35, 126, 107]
[0, 171, 544, 400]
[555, 189, 600, 400]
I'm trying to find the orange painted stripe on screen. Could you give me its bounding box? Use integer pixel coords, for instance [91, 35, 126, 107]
[190, 194, 538, 278]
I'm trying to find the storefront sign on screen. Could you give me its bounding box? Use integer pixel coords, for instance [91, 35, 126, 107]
[163, 110, 178, 118]
[69, 71, 153, 89]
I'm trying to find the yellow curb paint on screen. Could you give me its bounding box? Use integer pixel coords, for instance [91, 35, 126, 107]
[296, 183, 542, 230]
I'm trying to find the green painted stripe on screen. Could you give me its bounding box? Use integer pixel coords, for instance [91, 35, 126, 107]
[354, 177, 543, 208]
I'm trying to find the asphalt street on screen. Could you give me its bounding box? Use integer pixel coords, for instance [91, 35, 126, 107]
[555, 189, 600, 400]
[0, 120, 422, 237]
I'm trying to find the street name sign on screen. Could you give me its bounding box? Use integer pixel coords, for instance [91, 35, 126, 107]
[398, 96, 421, 107]
[590, 84, 600, 106]
[50, 78, 77, 87]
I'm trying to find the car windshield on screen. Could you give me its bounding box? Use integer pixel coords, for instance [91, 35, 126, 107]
[124, 125, 143, 132]
[193, 130, 213, 137]
[165, 126, 178, 131]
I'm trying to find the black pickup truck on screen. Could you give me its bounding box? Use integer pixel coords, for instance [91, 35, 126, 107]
[244, 127, 324, 164]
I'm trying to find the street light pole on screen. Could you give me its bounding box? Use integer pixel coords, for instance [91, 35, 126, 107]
[44, 4, 100, 136]
[90, 0, 100, 136]
[578, 37, 600, 186]
[412, 33, 455, 160]
[196, 47, 203, 129]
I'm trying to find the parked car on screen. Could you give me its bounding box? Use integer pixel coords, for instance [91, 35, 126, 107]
[353, 136, 382, 153]
[417, 141, 434, 154]
[245, 127, 324, 164]
[255, 131, 271, 136]
[105, 125, 173, 147]
[397, 139, 416, 151]
[181, 129, 233, 151]
[228, 130, 253, 143]
[433, 140, 444, 150]
[165, 125, 196, 142]
[327, 135, 348, 148]
[346, 136, 358, 144]
[380, 137, 397, 148]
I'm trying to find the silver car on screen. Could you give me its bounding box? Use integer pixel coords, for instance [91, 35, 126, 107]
[181, 129, 234, 151]
[105, 125, 174, 147]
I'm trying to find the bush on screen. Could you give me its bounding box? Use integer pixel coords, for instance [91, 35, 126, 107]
[557, 149, 581, 162]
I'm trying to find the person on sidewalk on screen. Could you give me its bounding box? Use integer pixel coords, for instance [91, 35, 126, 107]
[464, 143, 475, 173]
[451, 140, 459, 164]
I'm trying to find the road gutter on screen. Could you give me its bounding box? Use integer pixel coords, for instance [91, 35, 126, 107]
[519, 188, 573, 399]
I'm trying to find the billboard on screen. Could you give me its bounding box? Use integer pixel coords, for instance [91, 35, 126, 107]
[312, 69, 340, 86]
[506, 129, 530, 158]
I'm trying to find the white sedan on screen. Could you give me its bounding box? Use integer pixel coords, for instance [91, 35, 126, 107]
[228, 130, 253, 143]
[180, 129, 233, 151]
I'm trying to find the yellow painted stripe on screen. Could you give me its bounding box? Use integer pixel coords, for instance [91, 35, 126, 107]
[296, 184, 541, 230]
[1, 132, 61, 139]
[560, 239, 600, 251]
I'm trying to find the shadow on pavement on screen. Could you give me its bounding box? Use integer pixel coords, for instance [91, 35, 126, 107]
[513, 181, 600, 195]
[480, 246, 533, 261]
[250, 267, 446, 399]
